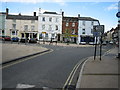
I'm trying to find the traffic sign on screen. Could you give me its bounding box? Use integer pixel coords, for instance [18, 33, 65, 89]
[93, 25, 104, 35]
[93, 32, 100, 37]
[116, 12, 120, 18]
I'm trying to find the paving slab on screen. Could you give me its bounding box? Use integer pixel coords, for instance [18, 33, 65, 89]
[77, 48, 119, 88]
[1, 43, 48, 64]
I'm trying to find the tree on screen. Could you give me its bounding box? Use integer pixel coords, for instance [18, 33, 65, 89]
[64, 29, 71, 45]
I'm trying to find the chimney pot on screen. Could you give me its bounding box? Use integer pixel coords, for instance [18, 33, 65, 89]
[6, 8, 9, 16]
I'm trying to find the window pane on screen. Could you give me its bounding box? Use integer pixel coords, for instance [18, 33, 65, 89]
[24, 25, 28, 31]
[49, 25, 52, 30]
[31, 25, 35, 31]
[82, 21, 85, 26]
[12, 31, 15, 35]
[49, 17, 52, 22]
[31, 20, 35, 23]
[42, 25, 45, 30]
[42, 17, 45, 21]
[56, 25, 58, 30]
[66, 22, 69, 26]
[72, 23, 75, 27]
[12, 24, 16, 29]
[56, 18, 58, 22]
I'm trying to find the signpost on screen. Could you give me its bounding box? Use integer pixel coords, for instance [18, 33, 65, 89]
[115, 2, 120, 58]
[116, 1, 120, 58]
[93, 25, 104, 60]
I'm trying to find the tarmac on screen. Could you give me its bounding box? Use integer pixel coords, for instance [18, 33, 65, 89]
[1, 41, 95, 64]
[76, 47, 120, 89]
[1, 41, 119, 89]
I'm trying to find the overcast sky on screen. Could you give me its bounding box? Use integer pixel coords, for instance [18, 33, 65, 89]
[0, 0, 119, 32]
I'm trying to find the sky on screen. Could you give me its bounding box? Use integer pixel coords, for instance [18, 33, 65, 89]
[0, 0, 119, 32]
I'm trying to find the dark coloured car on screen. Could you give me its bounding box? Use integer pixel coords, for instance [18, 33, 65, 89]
[4, 36, 11, 41]
[0, 35, 5, 40]
[29, 38, 37, 43]
[11, 37, 19, 42]
[20, 38, 28, 43]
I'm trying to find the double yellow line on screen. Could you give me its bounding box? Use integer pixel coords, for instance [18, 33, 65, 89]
[1, 49, 53, 69]
[62, 58, 87, 89]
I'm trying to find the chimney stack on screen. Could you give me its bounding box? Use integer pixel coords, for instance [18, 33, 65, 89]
[6, 8, 9, 16]
[78, 14, 80, 18]
[34, 12, 36, 16]
[62, 12, 64, 17]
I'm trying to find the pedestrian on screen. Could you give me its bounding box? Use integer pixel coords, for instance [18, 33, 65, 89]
[49, 37, 53, 45]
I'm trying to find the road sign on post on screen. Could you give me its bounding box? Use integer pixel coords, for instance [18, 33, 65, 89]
[93, 25, 104, 35]
[93, 25, 105, 60]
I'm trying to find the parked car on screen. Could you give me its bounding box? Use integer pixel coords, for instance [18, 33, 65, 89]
[0, 35, 5, 40]
[20, 38, 27, 43]
[11, 37, 19, 42]
[109, 41, 113, 44]
[4, 36, 11, 41]
[29, 38, 37, 43]
[102, 41, 107, 45]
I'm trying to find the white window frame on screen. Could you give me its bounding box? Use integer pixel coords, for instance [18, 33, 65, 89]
[24, 25, 28, 31]
[42, 25, 45, 30]
[72, 22, 75, 27]
[31, 25, 35, 31]
[66, 22, 69, 27]
[82, 21, 85, 26]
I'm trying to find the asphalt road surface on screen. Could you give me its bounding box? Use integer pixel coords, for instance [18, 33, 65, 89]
[2, 43, 114, 89]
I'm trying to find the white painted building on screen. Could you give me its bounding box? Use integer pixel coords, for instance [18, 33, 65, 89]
[5, 9, 38, 39]
[38, 9, 62, 41]
[78, 17, 100, 44]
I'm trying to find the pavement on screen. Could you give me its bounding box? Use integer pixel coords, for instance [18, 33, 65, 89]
[76, 47, 120, 89]
[1, 43, 49, 64]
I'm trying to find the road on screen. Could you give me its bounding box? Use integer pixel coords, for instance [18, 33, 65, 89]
[2, 43, 114, 89]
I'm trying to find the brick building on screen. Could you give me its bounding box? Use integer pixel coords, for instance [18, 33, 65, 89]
[62, 15, 78, 43]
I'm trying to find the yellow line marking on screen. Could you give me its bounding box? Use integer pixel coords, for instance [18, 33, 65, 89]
[62, 63, 78, 89]
[62, 58, 87, 89]
[1, 49, 53, 69]
[68, 61, 81, 85]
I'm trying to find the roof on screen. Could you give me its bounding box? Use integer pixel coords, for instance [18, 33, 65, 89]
[0, 12, 6, 14]
[63, 16, 78, 21]
[6, 14, 38, 20]
[79, 17, 99, 21]
[43, 11, 58, 14]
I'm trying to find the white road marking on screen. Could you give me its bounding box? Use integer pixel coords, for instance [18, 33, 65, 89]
[16, 84, 35, 88]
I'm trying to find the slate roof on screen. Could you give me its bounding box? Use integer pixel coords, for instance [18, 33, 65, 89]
[63, 17, 78, 21]
[43, 11, 58, 14]
[79, 17, 99, 21]
[6, 14, 38, 20]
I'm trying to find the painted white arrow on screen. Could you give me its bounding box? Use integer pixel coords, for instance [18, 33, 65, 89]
[16, 83, 35, 88]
